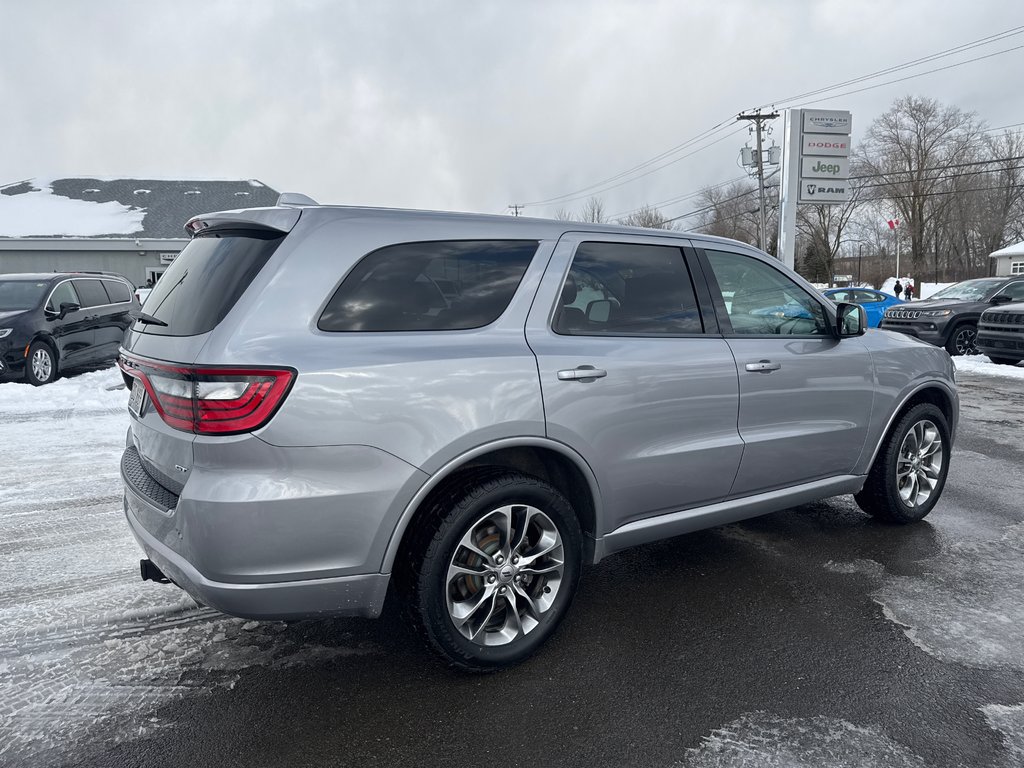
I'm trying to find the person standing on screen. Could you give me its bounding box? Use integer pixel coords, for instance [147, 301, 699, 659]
[904, 281, 914, 300]
[893, 279, 903, 299]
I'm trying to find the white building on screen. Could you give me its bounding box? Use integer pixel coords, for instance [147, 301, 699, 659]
[990, 241, 1024, 277]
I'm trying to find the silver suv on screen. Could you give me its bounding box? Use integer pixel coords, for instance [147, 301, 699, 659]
[119, 199, 958, 670]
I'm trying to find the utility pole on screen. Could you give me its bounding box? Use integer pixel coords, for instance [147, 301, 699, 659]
[737, 110, 779, 250]
[508, 204, 524, 217]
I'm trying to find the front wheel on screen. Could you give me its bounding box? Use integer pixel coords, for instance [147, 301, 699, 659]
[855, 403, 950, 524]
[399, 471, 582, 672]
[945, 324, 978, 356]
[26, 342, 57, 386]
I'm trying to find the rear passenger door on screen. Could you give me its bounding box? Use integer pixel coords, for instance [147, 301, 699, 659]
[71, 279, 113, 363]
[525, 233, 743, 533]
[697, 247, 874, 495]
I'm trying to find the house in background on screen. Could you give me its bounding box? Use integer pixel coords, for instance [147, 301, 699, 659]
[0, 178, 280, 286]
[990, 241, 1024, 277]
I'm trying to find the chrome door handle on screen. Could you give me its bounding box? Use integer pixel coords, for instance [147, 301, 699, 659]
[557, 366, 607, 381]
[745, 360, 781, 373]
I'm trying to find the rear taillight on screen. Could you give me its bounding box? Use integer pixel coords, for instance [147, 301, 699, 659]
[119, 353, 295, 435]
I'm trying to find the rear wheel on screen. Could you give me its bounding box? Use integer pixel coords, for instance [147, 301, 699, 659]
[399, 471, 582, 672]
[987, 356, 1022, 366]
[26, 342, 57, 386]
[855, 403, 950, 524]
[944, 324, 978, 356]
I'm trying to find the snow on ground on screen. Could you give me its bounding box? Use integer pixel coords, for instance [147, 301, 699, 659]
[878, 277, 956, 299]
[0, 181, 145, 237]
[681, 713, 927, 767]
[0, 367, 375, 766]
[955, 356, 1024, 378]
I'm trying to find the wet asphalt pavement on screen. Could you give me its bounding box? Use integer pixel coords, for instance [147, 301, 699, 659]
[13, 371, 1024, 767]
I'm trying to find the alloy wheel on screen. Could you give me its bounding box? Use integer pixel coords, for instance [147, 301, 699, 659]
[31, 349, 53, 382]
[445, 504, 564, 647]
[896, 419, 944, 509]
[953, 326, 978, 355]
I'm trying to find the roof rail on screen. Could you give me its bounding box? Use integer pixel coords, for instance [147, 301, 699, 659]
[277, 192, 319, 208]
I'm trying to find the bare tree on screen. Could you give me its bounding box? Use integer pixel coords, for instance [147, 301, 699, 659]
[617, 204, 673, 229]
[858, 95, 984, 271]
[694, 181, 759, 244]
[580, 196, 607, 223]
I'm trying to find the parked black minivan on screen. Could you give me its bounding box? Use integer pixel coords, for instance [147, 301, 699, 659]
[0, 272, 140, 385]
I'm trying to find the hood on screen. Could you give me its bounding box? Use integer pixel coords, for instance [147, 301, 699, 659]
[896, 299, 985, 312]
[0, 309, 29, 324]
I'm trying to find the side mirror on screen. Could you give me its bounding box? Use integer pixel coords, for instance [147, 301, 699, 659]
[58, 301, 81, 319]
[836, 302, 866, 337]
[991, 294, 1014, 305]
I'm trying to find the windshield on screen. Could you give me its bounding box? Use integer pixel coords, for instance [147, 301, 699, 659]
[928, 278, 1002, 302]
[0, 280, 48, 311]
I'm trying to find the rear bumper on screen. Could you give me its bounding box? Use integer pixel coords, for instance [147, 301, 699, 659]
[124, 495, 390, 619]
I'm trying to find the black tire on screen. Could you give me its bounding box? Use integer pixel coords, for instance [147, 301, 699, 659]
[987, 356, 1022, 366]
[397, 470, 582, 672]
[25, 341, 58, 386]
[944, 323, 978, 356]
[854, 403, 950, 524]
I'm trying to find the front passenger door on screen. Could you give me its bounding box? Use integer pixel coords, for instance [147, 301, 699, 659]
[44, 280, 93, 367]
[699, 248, 874, 496]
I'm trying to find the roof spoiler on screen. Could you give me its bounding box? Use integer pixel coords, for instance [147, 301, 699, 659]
[276, 192, 319, 208]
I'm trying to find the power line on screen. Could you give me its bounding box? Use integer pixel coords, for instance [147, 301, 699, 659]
[761, 25, 1024, 110]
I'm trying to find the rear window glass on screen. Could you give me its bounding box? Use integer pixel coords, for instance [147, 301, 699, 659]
[318, 240, 539, 332]
[72, 279, 110, 308]
[139, 230, 283, 336]
[103, 279, 133, 303]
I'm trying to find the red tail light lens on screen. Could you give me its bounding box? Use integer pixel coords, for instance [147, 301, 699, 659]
[119, 354, 295, 435]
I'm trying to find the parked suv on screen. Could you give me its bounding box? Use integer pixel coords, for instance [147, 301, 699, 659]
[0, 272, 140, 385]
[119, 201, 958, 670]
[879, 276, 1024, 355]
[976, 302, 1024, 365]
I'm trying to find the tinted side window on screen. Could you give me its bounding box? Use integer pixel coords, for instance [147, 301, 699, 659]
[554, 242, 703, 336]
[704, 249, 828, 335]
[998, 281, 1024, 301]
[103, 279, 132, 303]
[319, 240, 538, 332]
[829, 290, 851, 302]
[855, 290, 884, 303]
[72, 279, 110, 308]
[46, 281, 80, 312]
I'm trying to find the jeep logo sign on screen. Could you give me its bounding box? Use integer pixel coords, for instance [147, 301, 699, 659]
[801, 156, 850, 179]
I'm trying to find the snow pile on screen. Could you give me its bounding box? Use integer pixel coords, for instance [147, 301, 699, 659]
[956, 357, 1024, 378]
[0, 181, 145, 237]
[878, 277, 955, 299]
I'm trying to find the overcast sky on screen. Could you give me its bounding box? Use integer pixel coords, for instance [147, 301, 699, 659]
[2, 1, 1022, 222]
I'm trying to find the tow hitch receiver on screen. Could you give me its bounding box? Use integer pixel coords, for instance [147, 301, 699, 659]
[140, 558, 171, 584]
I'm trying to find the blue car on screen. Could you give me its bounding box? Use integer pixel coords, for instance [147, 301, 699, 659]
[823, 287, 904, 328]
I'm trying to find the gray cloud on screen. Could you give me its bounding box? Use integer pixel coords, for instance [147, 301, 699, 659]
[1, 1, 1020, 221]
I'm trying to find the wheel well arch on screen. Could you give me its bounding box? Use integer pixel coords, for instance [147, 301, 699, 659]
[863, 383, 957, 472]
[383, 441, 601, 572]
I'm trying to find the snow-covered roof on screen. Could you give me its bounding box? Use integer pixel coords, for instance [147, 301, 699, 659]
[0, 177, 280, 239]
[990, 241, 1024, 258]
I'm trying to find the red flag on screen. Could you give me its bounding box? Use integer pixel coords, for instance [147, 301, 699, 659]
[887, 219, 900, 230]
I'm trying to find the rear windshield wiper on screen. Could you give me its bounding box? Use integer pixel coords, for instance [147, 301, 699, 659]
[136, 312, 169, 327]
